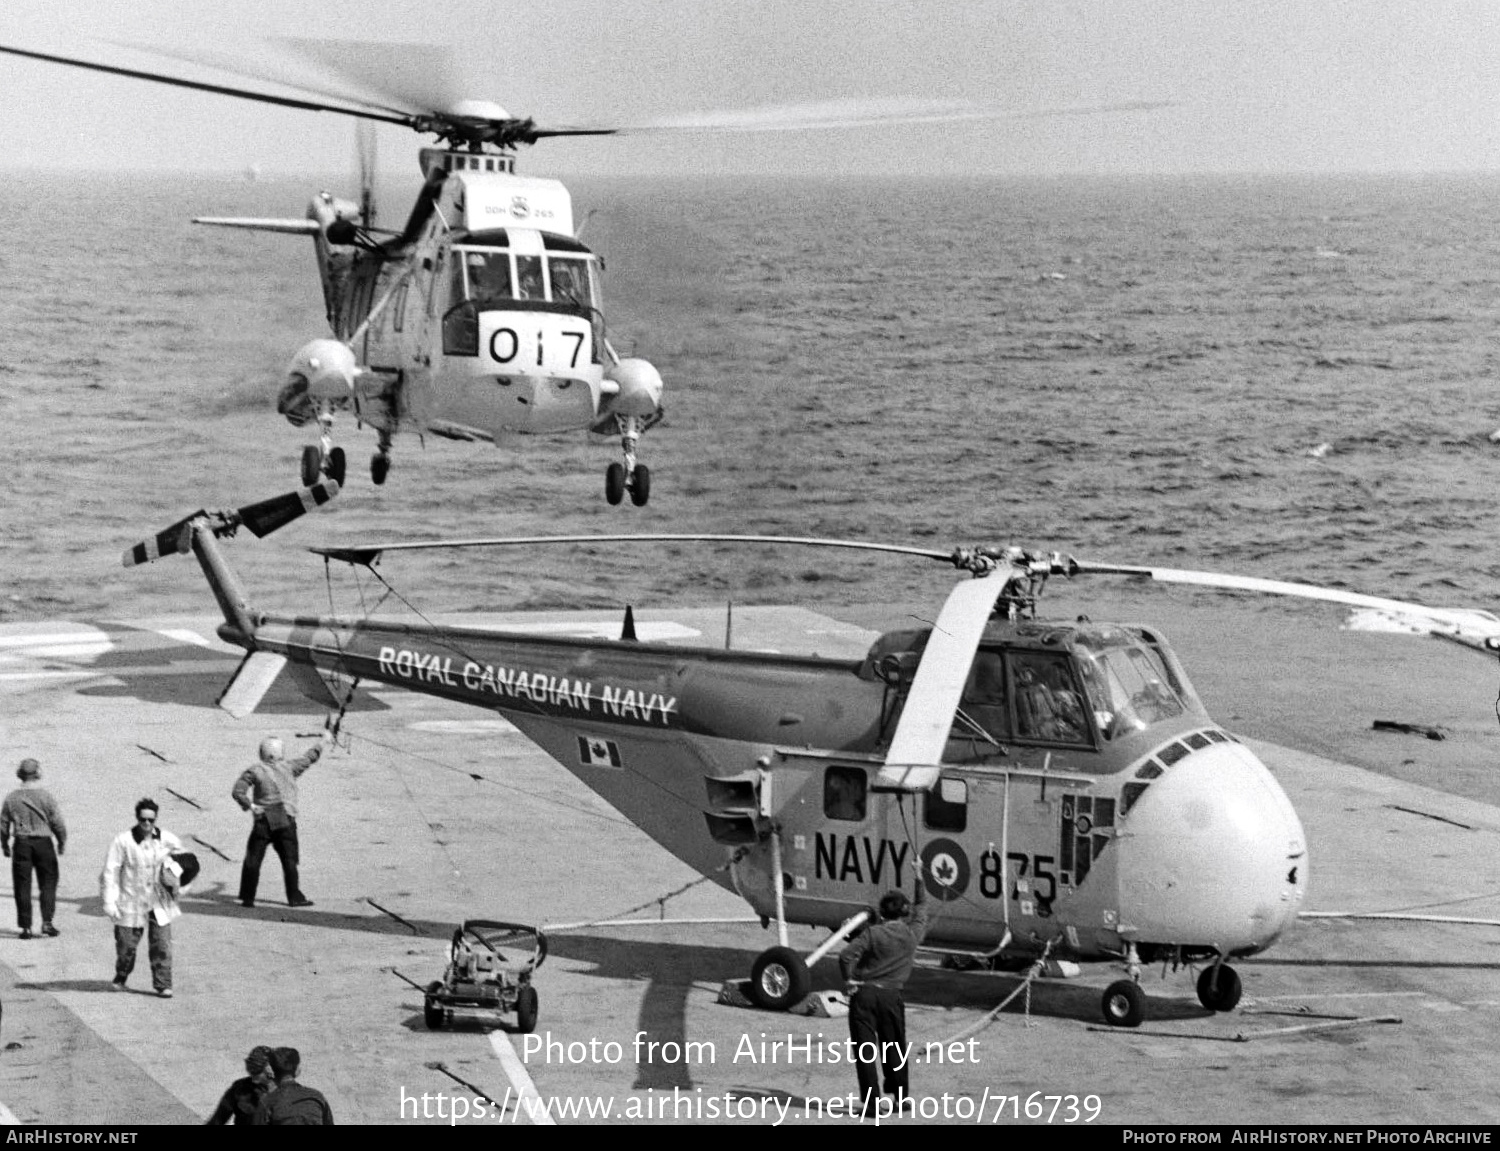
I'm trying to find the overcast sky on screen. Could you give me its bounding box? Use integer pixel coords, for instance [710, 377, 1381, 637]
[1, 1, 1498, 178]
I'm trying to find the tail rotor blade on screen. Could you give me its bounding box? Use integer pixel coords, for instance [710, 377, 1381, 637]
[239, 480, 341, 539]
[122, 510, 206, 567]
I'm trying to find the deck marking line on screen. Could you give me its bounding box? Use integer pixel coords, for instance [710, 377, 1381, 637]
[489, 1032, 554, 1125]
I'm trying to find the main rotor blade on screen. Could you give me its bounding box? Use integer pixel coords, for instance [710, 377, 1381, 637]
[275, 38, 464, 121]
[0, 42, 414, 128]
[610, 96, 1173, 135]
[107, 37, 423, 118]
[1075, 560, 1500, 648]
[311, 532, 953, 568]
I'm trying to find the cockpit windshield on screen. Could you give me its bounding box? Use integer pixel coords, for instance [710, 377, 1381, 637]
[1073, 633, 1187, 741]
[449, 246, 596, 309]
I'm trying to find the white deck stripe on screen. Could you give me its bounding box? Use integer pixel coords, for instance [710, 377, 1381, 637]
[488, 1033, 555, 1125]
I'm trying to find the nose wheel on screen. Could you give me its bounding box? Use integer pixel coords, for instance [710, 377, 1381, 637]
[301, 444, 346, 487]
[300, 407, 346, 487]
[605, 414, 652, 506]
[604, 462, 651, 507]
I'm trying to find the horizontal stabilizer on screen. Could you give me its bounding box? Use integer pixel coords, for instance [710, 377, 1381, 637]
[240, 481, 340, 538]
[122, 510, 207, 567]
[218, 651, 287, 718]
[193, 217, 321, 235]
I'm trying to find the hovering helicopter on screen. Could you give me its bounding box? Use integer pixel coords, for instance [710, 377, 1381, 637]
[0, 38, 1168, 505]
[126, 483, 1500, 1029]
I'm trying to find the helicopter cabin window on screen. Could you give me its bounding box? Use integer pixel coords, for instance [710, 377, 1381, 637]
[516, 256, 546, 301]
[548, 257, 594, 308]
[1010, 652, 1092, 747]
[954, 648, 1011, 743]
[464, 250, 513, 303]
[391, 280, 409, 334]
[924, 776, 968, 833]
[823, 766, 867, 822]
[1074, 634, 1188, 742]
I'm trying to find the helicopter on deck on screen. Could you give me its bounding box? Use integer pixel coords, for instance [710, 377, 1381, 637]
[0, 38, 1168, 506]
[132, 484, 1500, 1028]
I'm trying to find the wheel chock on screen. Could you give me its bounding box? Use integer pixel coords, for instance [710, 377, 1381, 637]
[715, 981, 848, 1017]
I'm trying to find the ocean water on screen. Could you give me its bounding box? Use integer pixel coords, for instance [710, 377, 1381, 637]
[3, 170, 1499, 624]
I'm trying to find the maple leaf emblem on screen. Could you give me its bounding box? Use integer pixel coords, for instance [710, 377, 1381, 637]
[933, 855, 957, 884]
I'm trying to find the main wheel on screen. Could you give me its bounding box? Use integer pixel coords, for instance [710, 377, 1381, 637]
[300, 445, 322, 487]
[515, 985, 539, 1034]
[424, 983, 445, 1030]
[605, 462, 626, 505]
[1101, 979, 1146, 1028]
[327, 446, 347, 487]
[370, 452, 390, 486]
[748, 946, 810, 1012]
[629, 464, 651, 507]
[1196, 964, 1242, 1012]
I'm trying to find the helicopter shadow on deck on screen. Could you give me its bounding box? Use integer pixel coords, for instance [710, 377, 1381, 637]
[62, 622, 388, 717]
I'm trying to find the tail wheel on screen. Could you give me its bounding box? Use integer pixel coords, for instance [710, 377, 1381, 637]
[748, 946, 810, 1012]
[629, 464, 651, 507]
[515, 985, 539, 1034]
[1101, 979, 1146, 1028]
[605, 462, 626, 505]
[300, 445, 322, 487]
[371, 452, 390, 486]
[327, 446, 347, 487]
[1196, 964, 1242, 1012]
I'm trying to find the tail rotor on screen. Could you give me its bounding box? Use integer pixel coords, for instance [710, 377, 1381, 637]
[122, 480, 340, 567]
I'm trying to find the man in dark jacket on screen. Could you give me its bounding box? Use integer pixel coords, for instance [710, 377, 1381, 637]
[253, 1047, 334, 1125]
[1, 759, 67, 939]
[839, 877, 932, 1117]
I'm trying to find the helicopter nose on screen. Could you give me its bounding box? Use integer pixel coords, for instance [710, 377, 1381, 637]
[1115, 740, 1306, 955]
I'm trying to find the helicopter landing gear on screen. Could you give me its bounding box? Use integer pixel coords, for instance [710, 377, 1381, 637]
[1101, 980, 1147, 1028]
[371, 431, 392, 486]
[1196, 960, 1242, 1012]
[748, 946, 810, 1011]
[605, 415, 651, 507]
[301, 409, 346, 487]
[300, 445, 321, 487]
[1101, 940, 1146, 1027]
[300, 445, 346, 487]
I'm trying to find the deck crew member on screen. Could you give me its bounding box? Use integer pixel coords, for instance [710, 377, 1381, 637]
[839, 876, 932, 1117]
[233, 732, 329, 909]
[1, 758, 67, 939]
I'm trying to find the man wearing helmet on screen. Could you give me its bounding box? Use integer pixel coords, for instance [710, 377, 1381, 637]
[839, 874, 932, 1118]
[232, 730, 330, 909]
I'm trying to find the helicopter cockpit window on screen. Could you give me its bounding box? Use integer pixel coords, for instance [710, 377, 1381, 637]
[516, 256, 546, 301]
[548, 257, 594, 308]
[924, 776, 968, 833]
[1010, 652, 1092, 747]
[954, 648, 1011, 743]
[1074, 635, 1188, 742]
[464, 250, 512, 303]
[443, 254, 479, 356]
[823, 766, 867, 822]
